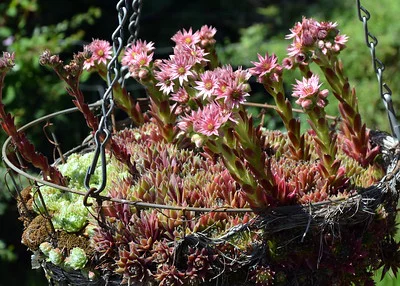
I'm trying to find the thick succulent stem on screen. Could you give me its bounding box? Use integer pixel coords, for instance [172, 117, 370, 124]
[96, 66, 144, 127]
[204, 107, 278, 208]
[40, 50, 99, 132]
[263, 82, 309, 161]
[139, 79, 177, 143]
[0, 59, 66, 186]
[305, 106, 340, 178]
[318, 59, 379, 166]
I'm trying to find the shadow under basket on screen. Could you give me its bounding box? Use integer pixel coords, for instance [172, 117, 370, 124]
[3, 104, 400, 286]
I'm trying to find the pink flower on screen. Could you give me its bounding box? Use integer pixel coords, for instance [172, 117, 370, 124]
[234, 66, 251, 83]
[292, 74, 329, 109]
[83, 57, 95, 70]
[171, 87, 189, 103]
[155, 68, 175, 95]
[249, 53, 282, 83]
[130, 51, 154, 70]
[169, 53, 195, 85]
[316, 21, 338, 40]
[287, 37, 305, 58]
[211, 65, 235, 95]
[122, 40, 154, 66]
[199, 25, 216, 40]
[285, 17, 348, 61]
[193, 102, 231, 136]
[282, 57, 294, 70]
[87, 39, 112, 65]
[177, 109, 201, 132]
[217, 83, 250, 109]
[208, 65, 251, 108]
[171, 28, 200, 46]
[334, 34, 348, 51]
[133, 39, 155, 53]
[194, 71, 217, 99]
[199, 25, 217, 47]
[177, 44, 209, 65]
[285, 21, 303, 39]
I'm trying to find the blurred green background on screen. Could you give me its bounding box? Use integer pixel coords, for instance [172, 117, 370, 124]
[0, 0, 399, 285]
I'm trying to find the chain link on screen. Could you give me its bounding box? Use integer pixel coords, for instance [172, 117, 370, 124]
[356, 0, 400, 139]
[121, 0, 143, 88]
[127, 0, 143, 45]
[84, 0, 142, 202]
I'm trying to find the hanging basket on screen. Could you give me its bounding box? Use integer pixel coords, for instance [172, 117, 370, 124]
[2, 99, 400, 286]
[1, 4, 400, 284]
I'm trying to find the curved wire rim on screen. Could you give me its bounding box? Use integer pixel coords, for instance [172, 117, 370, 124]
[1, 100, 387, 214]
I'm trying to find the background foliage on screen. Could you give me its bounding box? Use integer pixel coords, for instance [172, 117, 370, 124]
[0, 0, 399, 285]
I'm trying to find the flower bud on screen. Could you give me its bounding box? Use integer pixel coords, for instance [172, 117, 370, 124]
[88, 271, 96, 280]
[191, 134, 205, 147]
[153, 59, 163, 68]
[138, 68, 150, 81]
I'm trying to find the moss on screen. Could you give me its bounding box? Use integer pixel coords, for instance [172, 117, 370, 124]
[21, 215, 53, 251]
[17, 186, 35, 227]
[56, 231, 94, 258]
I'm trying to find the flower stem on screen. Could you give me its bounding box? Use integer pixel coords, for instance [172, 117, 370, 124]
[318, 59, 378, 166]
[263, 82, 309, 161]
[0, 67, 66, 186]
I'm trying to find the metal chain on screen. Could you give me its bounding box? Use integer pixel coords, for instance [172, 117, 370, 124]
[121, 0, 143, 88]
[127, 0, 143, 45]
[84, 0, 142, 201]
[356, 0, 400, 139]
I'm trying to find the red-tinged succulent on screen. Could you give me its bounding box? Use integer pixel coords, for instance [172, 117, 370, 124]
[151, 240, 174, 265]
[102, 179, 133, 225]
[155, 264, 186, 286]
[298, 182, 330, 204]
[185, 247, 217, 283]
[92, 227, 116, 261]
[158, 208, 192, 241]
[115, 241, 153, 285]
[378, 237, 400, 279]
[130, 210, 162, 252]
[249, 265, 275, 286]
[211, 169, 248, 209]
[0, 52, 66, 186]
[270, 157, 326, 204]
[193, 212, 229, 233]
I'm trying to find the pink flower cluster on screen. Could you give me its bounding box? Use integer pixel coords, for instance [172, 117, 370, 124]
[172, 26, 217, 48]
[83, 39, 112, 70]
[291, 74, 329, 109]
[284, 17, 348, 67]
[152, 27, 214, 94]
[122, 25, 253, 138]
[177, 102, 231, 137]
[195, 65, 251, 108]
[179, 65, 251, 137]
[122, 40, 155, 73]
[176, 64, 251, 137]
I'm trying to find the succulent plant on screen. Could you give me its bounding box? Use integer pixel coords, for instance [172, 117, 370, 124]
[249, 265, 275, 286]
[48, 248, 64, 266]
[39, 242, 53, 257]
[115, 241, 153, 285]
[64, 247, 88, 270]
